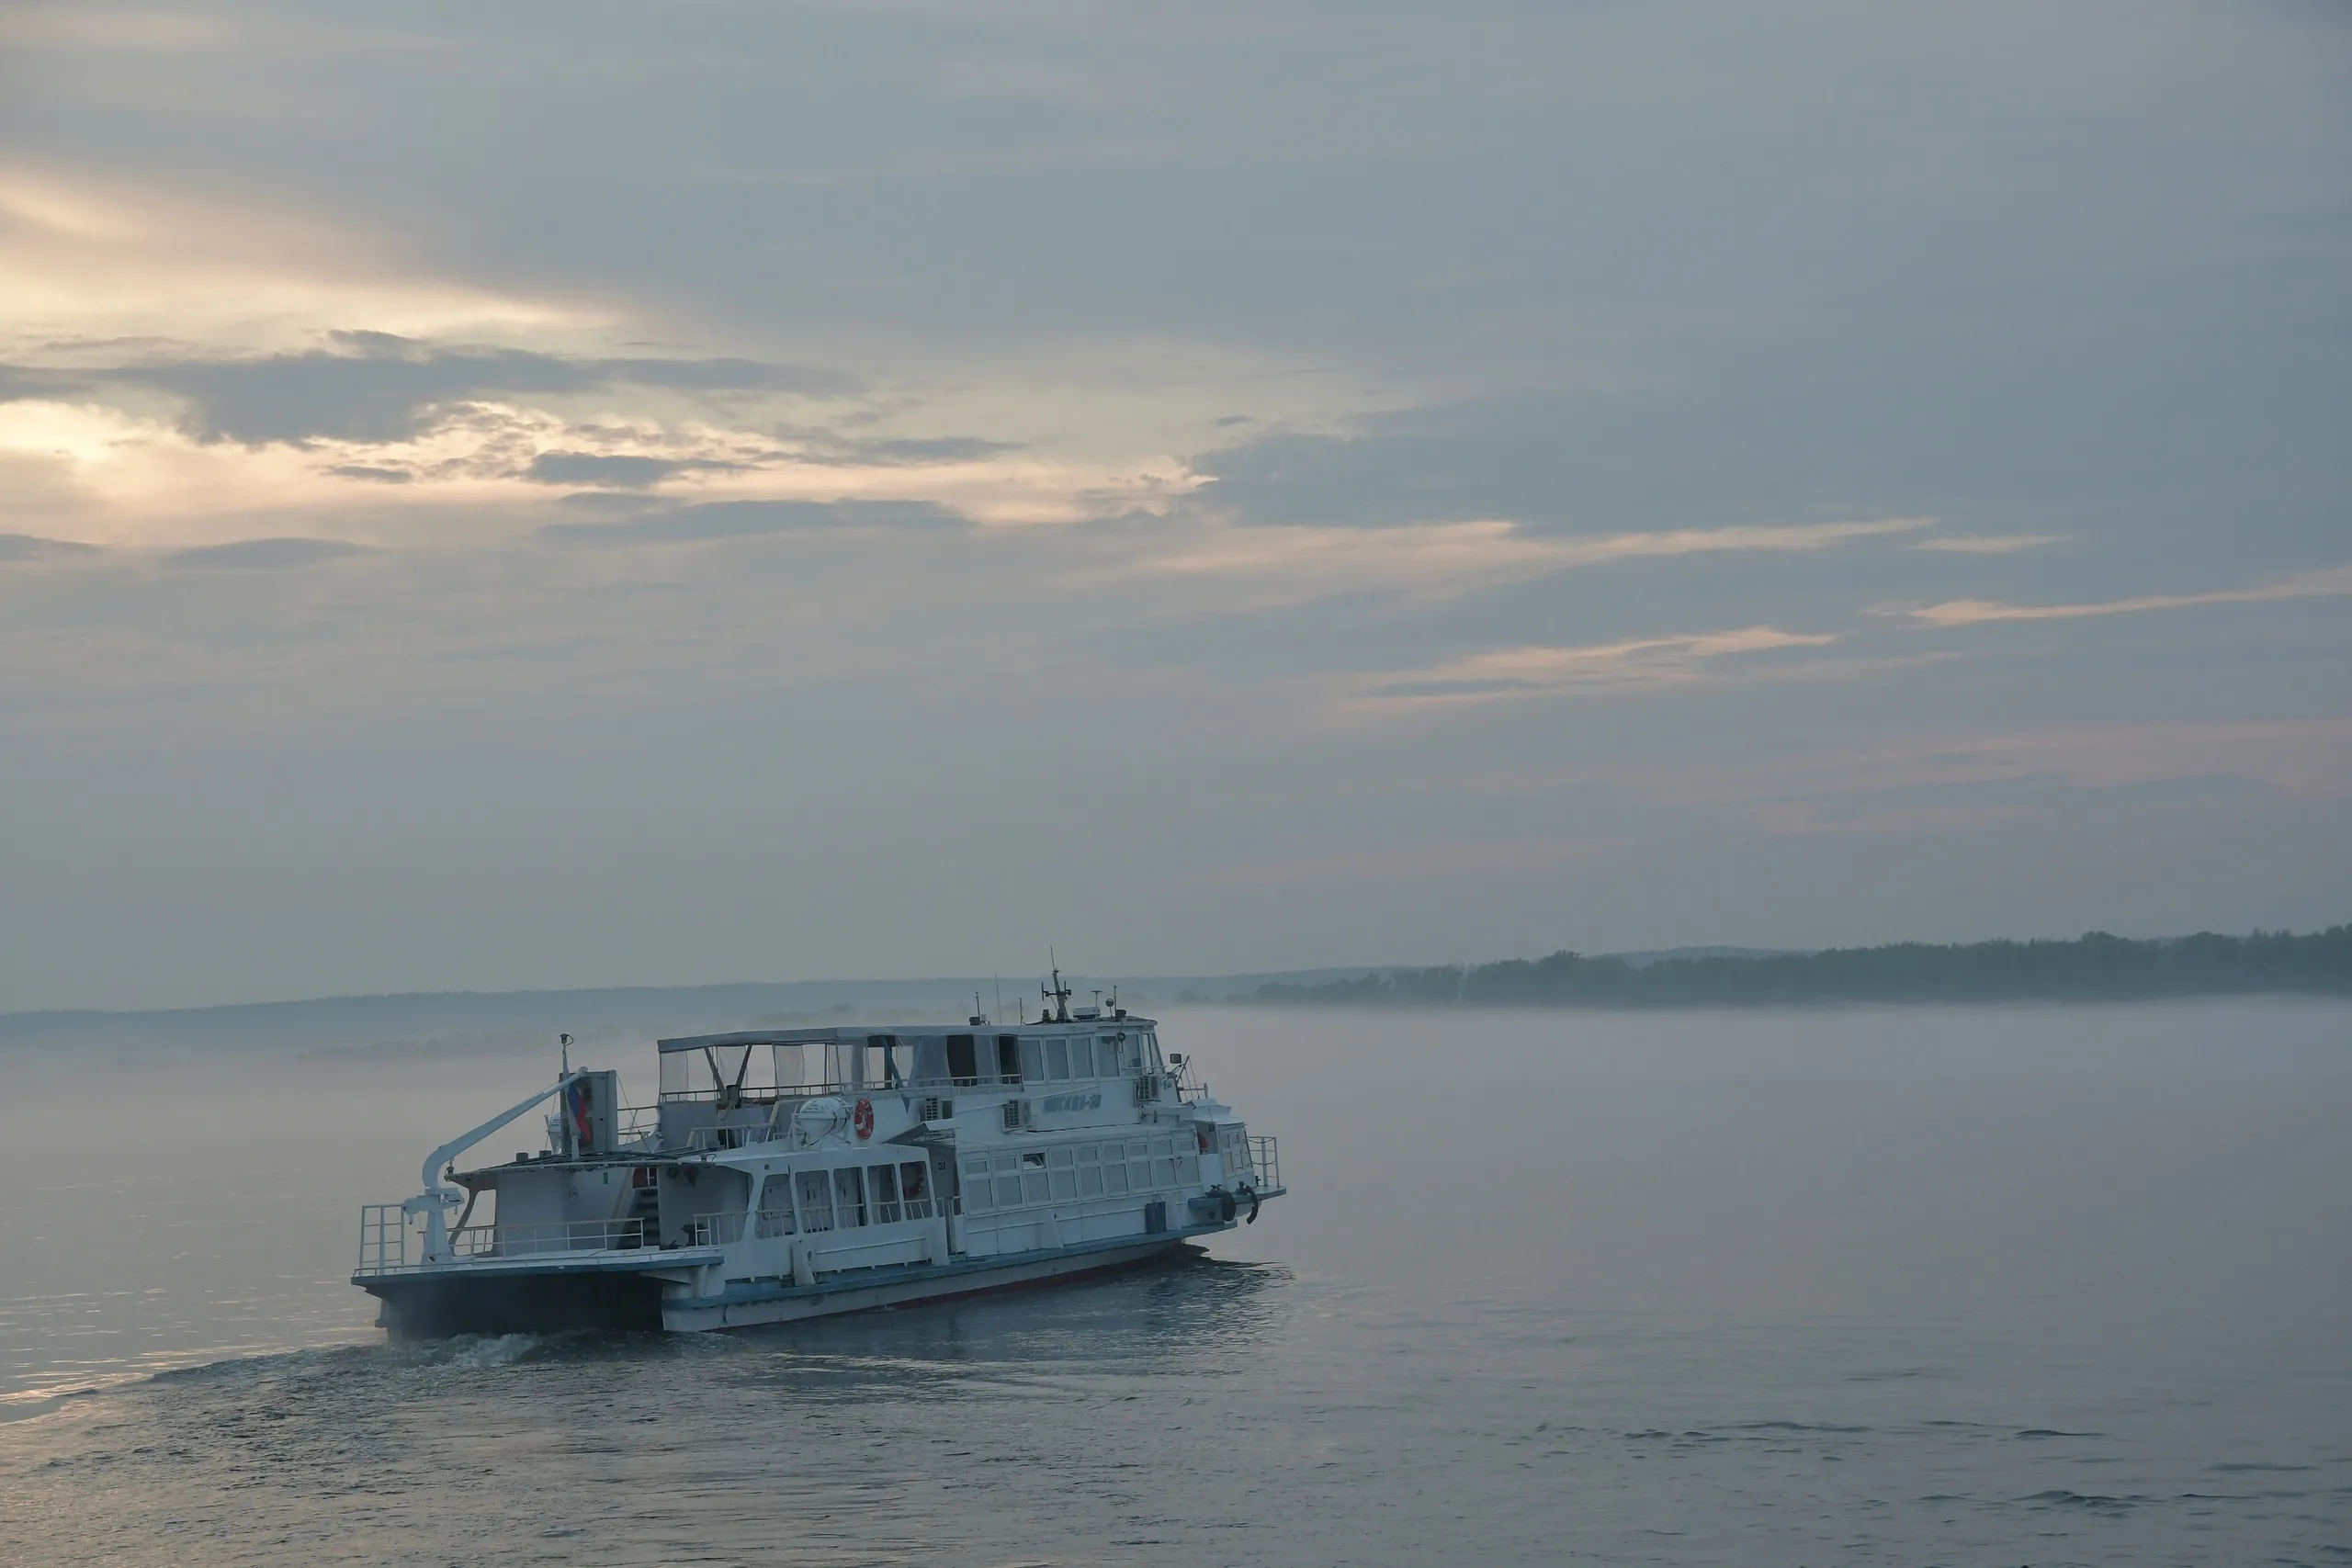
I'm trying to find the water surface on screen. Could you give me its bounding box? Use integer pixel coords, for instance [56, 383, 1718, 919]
[3, 1001, 2346, 1564]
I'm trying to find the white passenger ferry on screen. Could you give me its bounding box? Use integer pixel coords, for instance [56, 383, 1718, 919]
[352, 981, 1283, 1337]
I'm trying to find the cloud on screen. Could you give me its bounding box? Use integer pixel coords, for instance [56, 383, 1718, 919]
[540, 498, 967, 544]
[8, 333, 859, 446]
[524, 451, 742, 488]
[327, 464, 413, 484]
[1139, 515, 1929, 608]
[1907, 563, 2352, 626]
[1911, 535, 2065, 554]
[0, 168, 589, 352]
[164, 536, 369, 569]
[1357, 626, 1840, 706]
[0, 532, 104, 561]
[849, 436, 1023, 466]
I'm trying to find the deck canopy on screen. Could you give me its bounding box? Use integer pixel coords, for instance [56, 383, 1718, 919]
[654, 1021, 1160, 1100]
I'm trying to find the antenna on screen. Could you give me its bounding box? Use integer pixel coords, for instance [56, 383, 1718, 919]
[993, 976, 1003, 1025]
[560, 1032, 571, 1077]
[972, 990, 987, 1027]
[1042, 949, 1073, 1022]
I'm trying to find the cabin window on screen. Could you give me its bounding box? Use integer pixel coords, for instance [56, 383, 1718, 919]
[1102, 1149, 1129, 1195]
[1176, 1152, 1200, 1185]
[902, 1160, 933, 1219]
[1045, 1037, 1070, 1081]
[870, 1164, 901, 1224]
[912, 1037, 950, 1085]
[1097, 1036, 1125, 1075]
[993, 1152, 1023, 1210]
[946, 1034, 979, 1085]
[1140, 1031, 1162, 1074]
[1047, 1145, 1078, 1201]
[797, 1169, 834, 1232]
[996, 1034, 1021, 1082]
[960, 1155, 994, 1213]
[1150, 1137, 1178, 1190]
[1020, 1151, 1049, 1205]
[833, 1168, 866, 1227]
[1077, 1145, 1104, 1198]
[823, 1041, 859, 1089]
[754, 1175, 797, 1238]
[865, 1035, 898, 1088]
[1019, 1038, 1045, 1082]
[772, 1042, 809, 1089]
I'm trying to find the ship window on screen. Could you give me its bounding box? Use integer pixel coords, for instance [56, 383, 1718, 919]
[961, 1156, 994, 1213]
[1097, 1036, 1125, 1075]
[902, 1160, 933, 1219]
[996, 1034, 1021, 1082]
[1175, 1153, 1200, 1185]
[1102, 1150, 1130, 1195]
[1019, 1038, 1045, 1082]
[865, 1036, 897, 1088]
[870, 1164, 901, 1224]
[833, 1168, 865, 1227]
[1077, 1147, 1104, 1199]
[1021, 1156, 1050, 1204]
[797, 1169, 833, 1232]
[754, 1176, 797, 1238]
[1066, 1035, 1091, 1077]
[1128, 1142, 1152, 1190]
[996, 1172, 1024, 1209]
[1045, 1038, 1070, 1081]
[946, 1034, 979, 1085]
[772, 1042, 809, 1089]
[1046, 1146, 1074, 1168]
[1050, 1165, 1078, 1201]
[912, 1037, 950, 1085]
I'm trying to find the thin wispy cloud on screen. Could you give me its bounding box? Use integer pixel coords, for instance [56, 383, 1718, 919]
[1354, 626, 1839, 708]
[1908, 564, 2352, 626]
[1910, 535, 2065, 554]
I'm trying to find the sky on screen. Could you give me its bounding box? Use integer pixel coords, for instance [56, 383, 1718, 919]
[1, 1, 2347, 1010]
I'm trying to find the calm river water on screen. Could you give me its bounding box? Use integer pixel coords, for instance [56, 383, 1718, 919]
[2, 1001, 2346, 1565]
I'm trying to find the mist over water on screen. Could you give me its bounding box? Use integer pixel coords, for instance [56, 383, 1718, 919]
[3, 1001, 2347, 1564]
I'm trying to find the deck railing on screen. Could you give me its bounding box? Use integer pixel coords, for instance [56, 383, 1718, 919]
[1247, 1135, 1282, 1192]
[457, 1217, 648, 1257]
[357, 1203, 413, 1274]
[356, 1211, 650, 1274]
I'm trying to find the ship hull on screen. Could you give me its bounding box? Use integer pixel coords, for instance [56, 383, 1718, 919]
[358, 1224, 1223, 1339]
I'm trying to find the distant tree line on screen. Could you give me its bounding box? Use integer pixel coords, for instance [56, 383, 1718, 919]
[1238, 927, 2352, 1008]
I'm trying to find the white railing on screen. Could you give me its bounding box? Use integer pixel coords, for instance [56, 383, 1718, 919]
[356, 1211, 652, 1274]
[358, 1203, 413, 1274]
[1247, 1135, 1281, 1191]
[457, 1217, 648, 1257]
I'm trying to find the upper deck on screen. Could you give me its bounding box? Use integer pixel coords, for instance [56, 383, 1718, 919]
[655, 1015, 1170, 1105]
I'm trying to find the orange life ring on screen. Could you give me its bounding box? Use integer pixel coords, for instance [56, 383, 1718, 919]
[853, 1098, 875, 1139]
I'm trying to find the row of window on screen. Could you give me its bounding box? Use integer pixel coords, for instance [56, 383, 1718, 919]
[957, 1138, 1202, 1213]
[752, 1160, 937, 1236]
